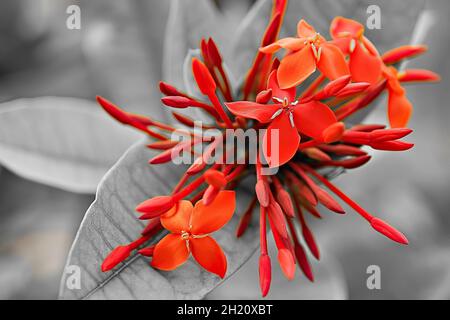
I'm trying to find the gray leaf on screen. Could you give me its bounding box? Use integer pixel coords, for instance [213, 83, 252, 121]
[58, 139, 258, 299]
[0, 97, 140, 193]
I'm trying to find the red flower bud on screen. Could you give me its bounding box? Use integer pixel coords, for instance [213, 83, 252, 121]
[336, 82, 370, 97]
[262, 13, 281, 46]
[294, 243, 314, 282]
[138, 246, 155, 257]
[268, 199, 289, 241]
[256, 89, 273, 104]
[259, 254, 272, 297]
[172, 112, 196, 127]
[277, 249, 296, 280]
[370, 141, 414, 151]
[382, 45, 427, 65]
[207, 38, 223, 67]
[398, 69, 440, 83]
[315, 188, 345, 214]
[148, 149, 176, 165]
[322, 122, 345, 143]
[370, 217, 408, 245]
[161, 96, 193, 108]
[314, 75, 351, 100]
[187, 157, 207, 175]
[370, 128, 413, 142]
[255, 180, 270, 207]
[192, 58, 216, 96]
[318, 144, 366, 156]
[97, 96, 133, 125]
[149, 141, 191, 165]
[159, 81, 185, 96]
[147, 140, 179, 150]
[101, 245, 131, 272]
[321, 155, 371, 169]
[204, 169, 228, 189]
[276, 189, 295, 218]
[303, 147, 332, 162]
[350, 124, 386, 132]
[203, 185, 220, 206]
[136, 196, 175, 219]
[301, 225, 320, 260]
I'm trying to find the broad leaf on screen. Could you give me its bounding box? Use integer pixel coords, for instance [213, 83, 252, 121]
[58, 140, 258, 299]
[0, 97, 140, 194]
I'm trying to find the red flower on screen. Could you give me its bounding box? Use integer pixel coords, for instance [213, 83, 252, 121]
[330, 16, 382, 85]
[260, 19, 349, 89]
[226, 71, 343, 167]
[151, 191, 235, 278]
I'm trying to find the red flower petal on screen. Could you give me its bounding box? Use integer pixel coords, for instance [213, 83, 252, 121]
[191, 190, 236, 234]
[151, 234, 189, 271]
[160, 200, 193, 233]
[330, 16, 364, 39]
[260, 37, 305, 54]
[297, 19, 316, 38]
[190, 236, 227, 278]
[263, 112, 300, 167]
[268, 70, 296, 102]
[349, 42, 382, 84]
[293, 101, 337, 140]
[388, 90, 413, 128]
[317, 43, 350, 80]
[277, 45, 316, 89]
[331, 37, 352, 55]
[225, 101, 281, 123]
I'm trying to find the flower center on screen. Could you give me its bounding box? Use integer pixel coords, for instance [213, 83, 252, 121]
[305, 33, 322, 46]
[181, 231, 190, 240]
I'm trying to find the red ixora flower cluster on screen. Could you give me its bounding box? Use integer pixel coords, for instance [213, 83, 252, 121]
[98, 0, 439, 297]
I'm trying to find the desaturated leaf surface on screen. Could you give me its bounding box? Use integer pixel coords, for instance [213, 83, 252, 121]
[59, 140, 258, 299]
[0, 97, 140, 193]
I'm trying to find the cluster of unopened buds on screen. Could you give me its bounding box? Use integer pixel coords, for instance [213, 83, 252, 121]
[98, 0, 439, 297]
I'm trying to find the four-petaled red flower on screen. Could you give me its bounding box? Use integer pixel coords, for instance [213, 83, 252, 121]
[151, 191, 235, 278]
[226, 71, 344, 167]
[330, 16, 383, 85]
[260, 19, 349, 89]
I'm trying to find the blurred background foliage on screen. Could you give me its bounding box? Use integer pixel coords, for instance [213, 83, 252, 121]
[0, 0, 449, 299]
